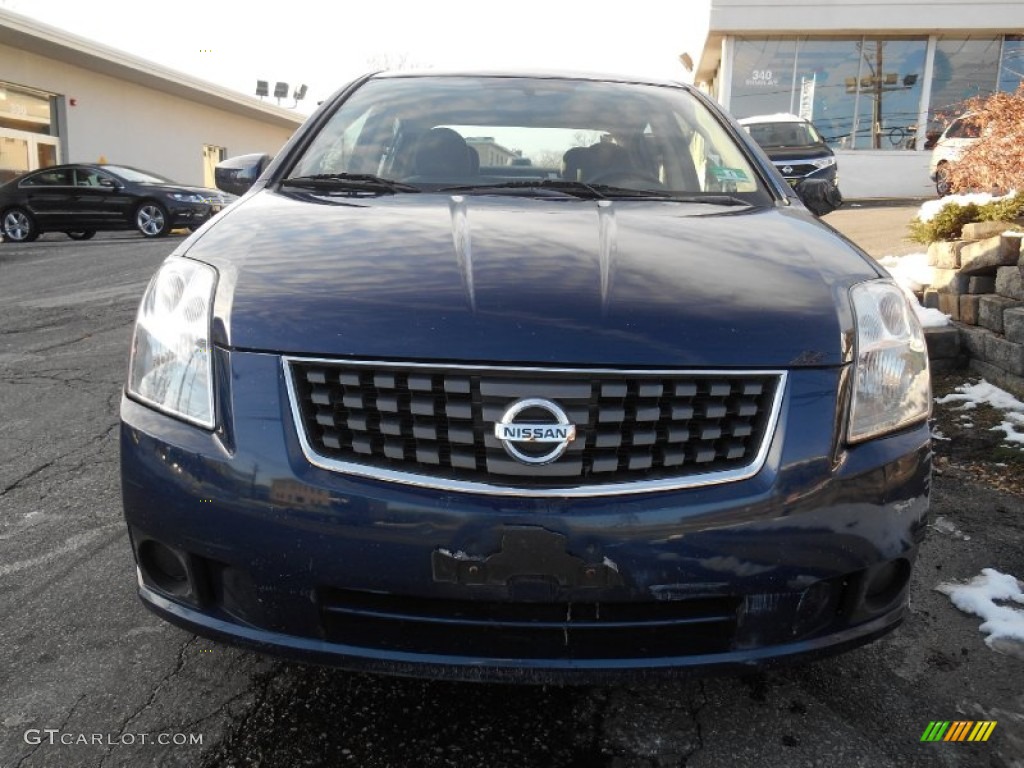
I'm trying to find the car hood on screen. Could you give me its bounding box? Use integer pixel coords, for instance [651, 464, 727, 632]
[186, 190, 878, 367]
[761, 146, 834, 162]
[139, 182, 232, 200]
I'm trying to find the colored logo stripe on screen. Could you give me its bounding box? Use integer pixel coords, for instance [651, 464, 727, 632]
[945, 722, 972, 741]
[921, 721, 997, 742]
[969, 722, 998, 742]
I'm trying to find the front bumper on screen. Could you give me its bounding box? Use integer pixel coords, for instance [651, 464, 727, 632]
[166, 202, 216, 227]
[120, 349, 930, 682]
[782, 165, 838, 187]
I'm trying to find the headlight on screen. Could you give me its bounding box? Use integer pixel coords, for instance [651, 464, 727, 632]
[812, 156, 836, 169]
[167, 192, 203, 203]
[127, 257, 217, 428]
[848, 280, 931, 443]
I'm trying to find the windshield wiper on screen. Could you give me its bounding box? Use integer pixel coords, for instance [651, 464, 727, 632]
[440, 180, 752, 205]
[440, 179, 608, 199]
[663, 195, 752, 206]
[280, 173, 421, 195]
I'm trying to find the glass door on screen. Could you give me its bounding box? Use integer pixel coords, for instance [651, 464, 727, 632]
[0, 130, 60, 184]
[0, 134, 30, 184]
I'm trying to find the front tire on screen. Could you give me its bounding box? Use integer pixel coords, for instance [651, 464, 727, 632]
[2, 207, 39, 243]
[935, 163, 952, 197]
[66, 230, 96, 241]
[136, 201, 171, 238]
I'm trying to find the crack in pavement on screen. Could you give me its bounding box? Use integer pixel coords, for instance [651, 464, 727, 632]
[1, 420, 118, 497]
[12, 692, 87, 768]
[96, 637, 198, 768]
[198, 662, 287, 768]
[679, 680, 708, 767]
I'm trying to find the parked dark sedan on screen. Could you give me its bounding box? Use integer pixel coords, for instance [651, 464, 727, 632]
[120, 71, 931, 683]
[0, 163, 234, 242]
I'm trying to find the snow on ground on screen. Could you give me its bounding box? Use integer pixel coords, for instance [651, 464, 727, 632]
[875, 252, 950, 327]
[936, 569, 1024, 658]
[877, 252, 933, 293]
[931, 516, 971, 540]
[917, 191, 1018, 222]
[935, 380, 1024, 447]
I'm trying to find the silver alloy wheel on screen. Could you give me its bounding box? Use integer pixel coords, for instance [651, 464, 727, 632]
[136, 203, 166, 236]
[3, 210, 31, 241]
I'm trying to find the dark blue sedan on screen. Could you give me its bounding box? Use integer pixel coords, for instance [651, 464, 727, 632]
[120, 71, 931, 682]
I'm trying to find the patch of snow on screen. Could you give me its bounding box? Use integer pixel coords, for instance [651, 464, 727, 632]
[917, 190, 1018, 223]
[931, 516, 971, 541]
[932, 428, 951, 441]
[915, 305, 951, 328]
[602, 556, 620, 572]
[993, 414, 1024, 446]
[935, 380, 1024, 412]
[878, 252, 933, 293]
[936, 568, 1024, 657]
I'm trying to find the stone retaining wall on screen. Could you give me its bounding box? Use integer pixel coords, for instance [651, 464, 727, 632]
[919, 221, 1024, 396]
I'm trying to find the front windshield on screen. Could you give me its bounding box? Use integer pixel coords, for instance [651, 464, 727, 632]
[288, 76, 771, 202]
[744, 121, 823, 149]
[102, 165, 173, 184]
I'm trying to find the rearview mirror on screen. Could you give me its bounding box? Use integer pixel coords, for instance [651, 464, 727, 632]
[795, 178, 843, 217]
[215, 153, 271, 196]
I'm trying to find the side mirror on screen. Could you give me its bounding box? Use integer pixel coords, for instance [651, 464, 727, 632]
[99, 178, 119, 190]
[215, 153, 271, 196]
[795, 178, 843, 217]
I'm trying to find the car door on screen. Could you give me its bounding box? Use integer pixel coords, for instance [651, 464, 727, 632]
[72, 168, 129, 227]
[20, 168, 75, 229]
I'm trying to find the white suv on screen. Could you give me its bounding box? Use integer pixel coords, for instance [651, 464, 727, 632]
[929, 115, 980, 196]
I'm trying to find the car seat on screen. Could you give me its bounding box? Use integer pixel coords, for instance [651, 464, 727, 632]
[413, 127, 474, 178]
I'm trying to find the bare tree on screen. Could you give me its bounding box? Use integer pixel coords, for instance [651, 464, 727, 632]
[947, 84, 1024, 194]
[365, 53, 430, 72]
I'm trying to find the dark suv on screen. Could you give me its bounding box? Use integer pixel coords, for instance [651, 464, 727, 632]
[120, 71, 929, 682]
[739, 114, 838, 190]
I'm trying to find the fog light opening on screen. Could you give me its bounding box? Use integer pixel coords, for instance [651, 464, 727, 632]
[138, 540, 192, 597]
[863, 559, 911, 613]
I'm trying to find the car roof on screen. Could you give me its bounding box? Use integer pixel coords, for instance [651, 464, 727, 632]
[738, 113, 809, 125]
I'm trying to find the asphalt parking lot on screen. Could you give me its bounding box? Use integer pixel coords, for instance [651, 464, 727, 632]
[1, 216, 1022, 768]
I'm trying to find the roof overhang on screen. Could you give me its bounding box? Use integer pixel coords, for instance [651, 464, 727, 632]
[0, 8, 305, 130]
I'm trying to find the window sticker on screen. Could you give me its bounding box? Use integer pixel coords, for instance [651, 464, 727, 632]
[711, 167, 750, 182]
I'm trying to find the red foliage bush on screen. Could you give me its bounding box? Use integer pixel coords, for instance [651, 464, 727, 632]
[947, 84, 1024, 194]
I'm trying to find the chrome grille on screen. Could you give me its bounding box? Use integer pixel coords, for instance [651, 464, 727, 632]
[774, 162, 818, 178]
[284, 359, 785, 495]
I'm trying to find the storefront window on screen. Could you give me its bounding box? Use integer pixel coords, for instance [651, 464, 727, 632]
[0, 83, 55, 135]
[849, 38, 926, 150]
[930, 37, 1001, 126]
[999, 35, 1024, 93]
[792, 39, 869, 148]
[729, 37, 925, 150]
[730, 38, 798, 118]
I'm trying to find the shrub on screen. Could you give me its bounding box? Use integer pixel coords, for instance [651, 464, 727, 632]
[946, 85, 1024, 194]
[908, 192, 1024, 243]
[909, 202, 980, 243]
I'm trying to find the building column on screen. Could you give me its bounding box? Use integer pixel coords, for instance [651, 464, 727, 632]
[915, 36, 937, 152]
[718, 36, 734, 110]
